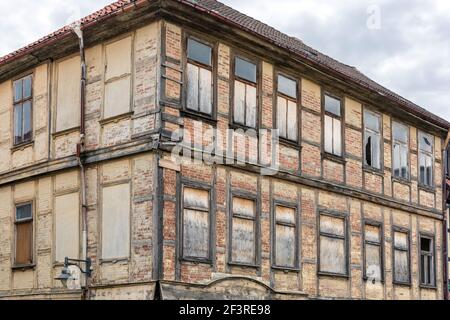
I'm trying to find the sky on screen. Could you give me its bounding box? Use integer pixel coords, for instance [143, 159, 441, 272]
[0, 0, 448, 122]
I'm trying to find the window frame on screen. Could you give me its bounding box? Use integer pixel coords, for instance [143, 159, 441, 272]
[322, 91, 345, 160]
[417, 131, 435, 189]
[179, 179, 214, 264]
[419, 233, 436, 288]
[13, 202, 34, 268]
[182, 33, 217, 121]
[363, 108, 383, 172]
[362, 219, 384, 282]
[230, 51, 260, 130]
[12, 74, 34, 147]
[228, 189, 260, 268]
[275, 72, 300, 145]
[392, 120, 410, 182]
[271, 199, 300, 271]
[392, 226, 411, 286]
[317, 210, 349, 277]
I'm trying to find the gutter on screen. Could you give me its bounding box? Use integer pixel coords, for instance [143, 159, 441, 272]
[443, 131, 450, 300]
[71, 23, 90, 300]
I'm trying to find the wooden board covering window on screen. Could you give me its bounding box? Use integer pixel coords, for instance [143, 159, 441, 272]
[15, 204, 33, 265]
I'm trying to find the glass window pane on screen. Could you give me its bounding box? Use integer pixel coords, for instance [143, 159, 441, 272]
[14, 104, 23, 144]
[199, 68, 212, 114]
[23, 101, 32, 141]
[320, 236, 346, 274]
[14, 79, 23, 102]
[364, 110, 380, 132]
[400, 145, 408, 178]
[245, 84, 257, 128]
[324, 95, 341, 116]
[372, 134, 380, 169]
[278, 75, 297, 98]
[187, 38, 211, 66]
[275, 224, 296, 267]
[16, 204, 32, 221]
[426, 156, 432, 186]
[277, 97, 287, 138]
[420, 237, 431, 252]
[235, 57, 256, 83]
[186, 63, 199, 111]
[333, 118, 342, 156]
[324, 115, 333, 154]
[393, 122, 408, 143]
[419, 154, 425, 184]
[233, 81, 246, 125]
[23, 76, 32, 99]
[419, 132, 433, 153]
[183, 209, 209, 258]
[287, 100, 298, 141]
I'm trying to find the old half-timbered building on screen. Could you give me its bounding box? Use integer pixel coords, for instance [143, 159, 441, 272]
[0, 0, 449, 300]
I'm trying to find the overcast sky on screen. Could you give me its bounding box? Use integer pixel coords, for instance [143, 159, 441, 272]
[0, 0, 448, 121]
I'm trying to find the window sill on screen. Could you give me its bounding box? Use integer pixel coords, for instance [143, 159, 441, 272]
[228, 261, 260, 269]
[11, 140, 34, 151]
[393, 280, 411, 287]
[363, 165, 384, 177]
[418, 184, 436, 194]
[99, 257, 129, 265]
[12, 263, 35, 271]
[419, 284, 437, 290]
[52, 126, 80, 138]
[317, 271, 350, 279]
[228, 122, 258, 132]
[362, 277, 384, 284]
[278, 138, 301, 150]
[99, 111, 134, 125]
[322, 152, 346, 164]
[181, 110, 217, 126]
[272, 265, 300, 272]
[180, 257, 213, 265]
[392, 176, 411, 185]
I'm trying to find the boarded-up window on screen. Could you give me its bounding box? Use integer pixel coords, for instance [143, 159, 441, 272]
[104, 36, 132, 119]
[277, 75, 298, 141]
[186, 38, 213, 115]
[15, 203, 33, 265]
[55, 193, 80, 262]
[102, 183, 131, 259]
[364, 110, 381, 169]
[233, 57, 257, 128]
[182, 186, 211, 259]
[324, 94, 342, 156]
[393, 230, 410, 284]
[274, 205, 297, 268]
[319, 213, 347, 275]
[393, 122, 409, 179]
[13, 75, 33, 145]
[364, 223, 383, 281]
[418, 132, 433, 187]
[231, 196, 257, 265]
[420, 236, 435, 286]
[56, 56, 81, 132]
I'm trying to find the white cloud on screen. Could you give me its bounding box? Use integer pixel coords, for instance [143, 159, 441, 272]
[0, 0, 448, 122]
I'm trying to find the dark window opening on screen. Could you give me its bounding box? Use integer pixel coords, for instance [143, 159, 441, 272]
[420, 236, 435, 286]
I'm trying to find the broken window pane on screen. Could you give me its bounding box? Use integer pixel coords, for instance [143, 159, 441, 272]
[278, 75, 297, 99]
[364, 111, 381, 169]
[187, 38, 212, 66]
[235, 57, 256, 83]
[324, 94, 341, 116]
